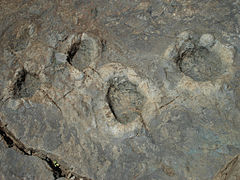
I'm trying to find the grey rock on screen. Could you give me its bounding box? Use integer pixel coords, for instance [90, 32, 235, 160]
[180, 46, 223, 81]
[0, 142, 54, 180]
[55, 52, 68, 64]
[214, 154, 240, 180]
[106, 76, 145, 124]
[0, 1, 240, 180]
[71, 33, 101, 71]
[199, 34, 216, 48]
[11, 69, 41, 99]
[8, 26, 30, 52]
[43, 130, 62, 151]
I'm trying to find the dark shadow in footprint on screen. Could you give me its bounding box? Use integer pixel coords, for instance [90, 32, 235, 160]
[12, 69, 40, 99]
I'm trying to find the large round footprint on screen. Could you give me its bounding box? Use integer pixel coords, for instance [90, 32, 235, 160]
[106, 76, 145, 124]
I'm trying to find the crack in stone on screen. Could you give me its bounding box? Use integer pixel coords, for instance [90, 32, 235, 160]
[0, 121, 92, 180]
[0, 126, 14, 148]
[138, 113, 155, 144]
[57, 88, 75, 102]
[66, 39, 82, 65]
[87, 66, 103, 80]
[40, 89, 62, 113]
[100, 39, 107, 53]
[214, 154, 239, 179]
[158, 96, 179, 110]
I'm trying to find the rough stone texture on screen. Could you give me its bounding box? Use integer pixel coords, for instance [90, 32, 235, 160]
[214, 154, 240, 180]
[71, 33, 101, 71]
[107, 76, 145, 124]
[0, 142, 54, 180]
[0, 0, 240, 180]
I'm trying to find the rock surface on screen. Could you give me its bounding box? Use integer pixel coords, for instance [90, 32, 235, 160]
[0, 0, 240, 180]
[0, 142, 54, 180]
[214, 154, 240, 180]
